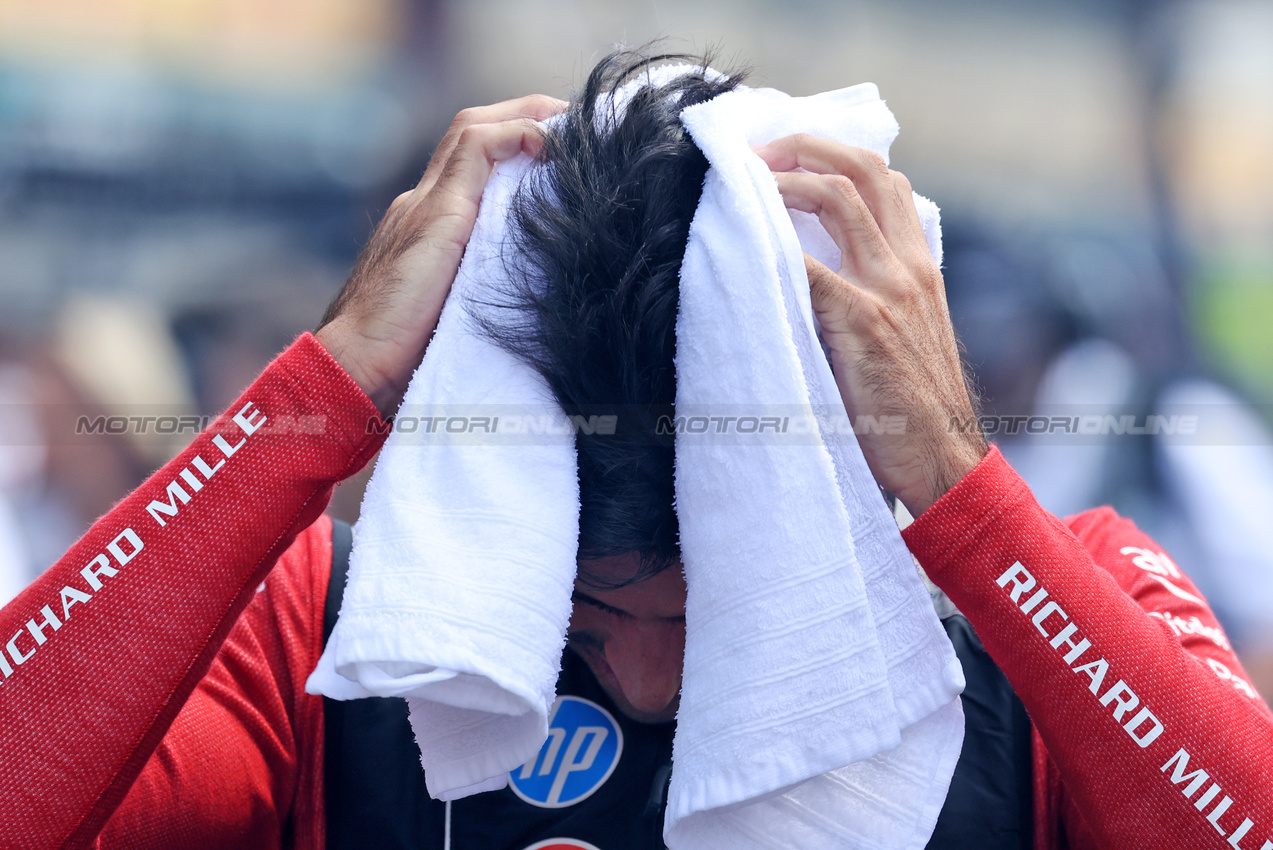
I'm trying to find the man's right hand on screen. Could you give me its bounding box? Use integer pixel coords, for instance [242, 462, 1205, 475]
[316, 94, 567, 416]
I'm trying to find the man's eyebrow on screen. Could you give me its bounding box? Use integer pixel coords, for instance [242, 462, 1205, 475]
[570, 591, 686, 624]
[571, 591, 634, 620]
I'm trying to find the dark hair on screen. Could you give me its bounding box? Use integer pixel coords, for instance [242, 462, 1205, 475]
[475, 50, 745, 587]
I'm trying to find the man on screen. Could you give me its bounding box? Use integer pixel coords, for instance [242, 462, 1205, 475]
[0, 54, 1269, 850]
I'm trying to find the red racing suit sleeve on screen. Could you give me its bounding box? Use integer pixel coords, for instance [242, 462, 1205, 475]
[0, 334, 386, 850]
[95, 517, 334, 850]
[903, 445, 1273, 850]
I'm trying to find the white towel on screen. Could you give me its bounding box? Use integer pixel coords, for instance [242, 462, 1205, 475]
[305, 150, 580, 799]
[308, 67, 965, 848]
[667, 79, 963, 849]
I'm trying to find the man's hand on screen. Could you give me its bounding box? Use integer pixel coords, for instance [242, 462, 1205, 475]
[316, 95, 567, 415]
[756, 134, 988, 516]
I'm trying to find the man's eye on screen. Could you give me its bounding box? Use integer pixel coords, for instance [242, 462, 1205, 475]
[567, 631, 604, 651]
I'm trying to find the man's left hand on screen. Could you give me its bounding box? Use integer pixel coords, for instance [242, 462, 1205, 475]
[756, 134, 987, 516]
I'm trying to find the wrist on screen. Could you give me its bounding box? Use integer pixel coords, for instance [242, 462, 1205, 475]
[314, 322, 402, 416]
[901, 435, 988, 516]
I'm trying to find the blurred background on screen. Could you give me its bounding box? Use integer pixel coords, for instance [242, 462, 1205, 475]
[0, 0, 1271, 694]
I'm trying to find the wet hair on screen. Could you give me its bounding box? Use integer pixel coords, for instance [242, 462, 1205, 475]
[476, 50, 745, 587]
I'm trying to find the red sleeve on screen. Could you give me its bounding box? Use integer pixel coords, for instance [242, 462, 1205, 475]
[0, 334, 387, 850]
[95, 518, 333, 850]
[903, 446, 1273, 850]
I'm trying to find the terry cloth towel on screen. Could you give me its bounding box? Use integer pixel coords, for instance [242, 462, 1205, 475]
[308, 67, 966, 849]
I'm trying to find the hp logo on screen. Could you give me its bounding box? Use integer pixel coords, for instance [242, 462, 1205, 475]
[509, 696, 623, 808]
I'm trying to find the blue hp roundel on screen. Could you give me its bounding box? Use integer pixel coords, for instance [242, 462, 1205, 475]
[509, 696, 623, 808]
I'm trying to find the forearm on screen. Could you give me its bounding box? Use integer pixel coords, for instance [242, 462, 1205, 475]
[0, 334, 384, 849]
[905, 447, 1273, 848]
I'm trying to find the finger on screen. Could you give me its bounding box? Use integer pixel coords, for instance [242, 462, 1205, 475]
[757, 135, 917, 250]
[773, 171, 894, 283]
[418, 118, 548, 251]
[418, 94, 566, 195]
[804, 252, 872, 342]
[885, 169, 936, 267]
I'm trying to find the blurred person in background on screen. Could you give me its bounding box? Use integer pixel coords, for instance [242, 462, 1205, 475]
[0, 313, 161, 607]
[0, 52, 1270, 850]
[0, 357, 44, 606]
[944, 225, 1273, 702]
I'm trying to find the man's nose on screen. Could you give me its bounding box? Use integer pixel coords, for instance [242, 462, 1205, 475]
[605, 621, 685, 713]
